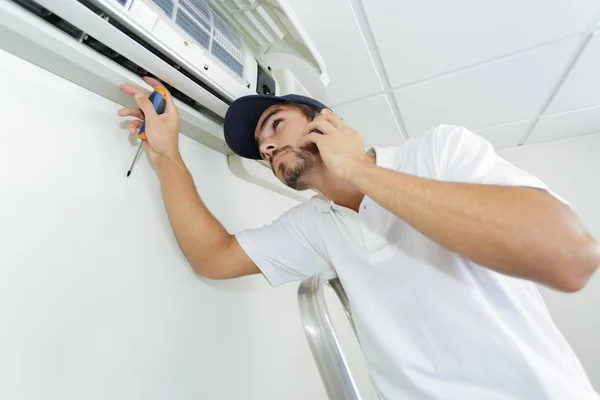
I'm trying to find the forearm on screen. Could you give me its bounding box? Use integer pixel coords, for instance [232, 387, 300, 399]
[347, 162, 600, 291]
[154, 154, 231, 273]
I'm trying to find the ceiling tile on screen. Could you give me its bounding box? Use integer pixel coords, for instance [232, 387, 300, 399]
[333, 95, 404, 149]
[362, 0, 599, 87]
[394, 38, 579, 137]
[288, 0, 383, 105]
[526, 105, 600, 144]
[475, 120, 532, 150]
[546, 32, 600, 114]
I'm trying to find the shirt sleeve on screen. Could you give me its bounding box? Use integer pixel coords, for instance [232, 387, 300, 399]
[235, 202, 332, 287]
[426, 125, 568, 204]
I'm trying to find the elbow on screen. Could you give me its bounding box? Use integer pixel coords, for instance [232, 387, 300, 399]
[189, 259, 224, 280]
[551, 239, 600, 293]
[555, 274, 590, 293]
[184, 251, 220, 279]
[190, 262, 210, 278]
[188, 259, 208, 277]
[184, 238, 234, 280]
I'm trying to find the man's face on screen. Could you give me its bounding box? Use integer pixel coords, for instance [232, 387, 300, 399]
[255, 104, 323, 190]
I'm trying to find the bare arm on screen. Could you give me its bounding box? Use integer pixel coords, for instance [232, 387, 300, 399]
[118, 77, 258, 279]
[153, 154, 259, 278]
[347, 163, 600, 292]
[303, 111, 600, 292]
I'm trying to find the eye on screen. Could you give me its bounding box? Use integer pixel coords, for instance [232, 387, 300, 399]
[272, 118, 283, 130]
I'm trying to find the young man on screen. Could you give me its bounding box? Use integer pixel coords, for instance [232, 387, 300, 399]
[118, 77, 600, 399]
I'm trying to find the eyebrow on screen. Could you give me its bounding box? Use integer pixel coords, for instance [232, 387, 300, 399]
[259, 108, 283, 132]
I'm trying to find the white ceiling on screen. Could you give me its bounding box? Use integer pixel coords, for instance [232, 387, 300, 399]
[288, 0, 600, 150]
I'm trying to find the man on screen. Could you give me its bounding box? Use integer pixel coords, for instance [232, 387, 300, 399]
[118, 76, 600, 399]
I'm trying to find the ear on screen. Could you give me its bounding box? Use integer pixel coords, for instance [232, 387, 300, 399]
[321, 108, 334, 115]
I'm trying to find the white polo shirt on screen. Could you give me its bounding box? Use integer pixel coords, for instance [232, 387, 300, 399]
[235, 125, 598, 399]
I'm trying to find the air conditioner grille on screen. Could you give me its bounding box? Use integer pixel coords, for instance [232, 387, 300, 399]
[180, 0, 210, 29]
[212, 41, 243, 77]
[149, 0, 245, 79]
[151, 0, 173, 16]
[211, 7, 241, 48]
[175, 8, 210, 49]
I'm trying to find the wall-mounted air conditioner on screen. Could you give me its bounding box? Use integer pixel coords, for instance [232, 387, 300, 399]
[0, 0, 328, 201]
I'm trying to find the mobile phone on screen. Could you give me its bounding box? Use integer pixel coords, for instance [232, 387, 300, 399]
[312, 113, 324, 135]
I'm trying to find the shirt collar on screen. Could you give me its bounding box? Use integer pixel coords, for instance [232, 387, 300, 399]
[309, 194, 332, 213]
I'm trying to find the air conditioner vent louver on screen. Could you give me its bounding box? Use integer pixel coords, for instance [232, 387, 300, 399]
[149, 0, 245, 79]
[219, 0, 284, 51]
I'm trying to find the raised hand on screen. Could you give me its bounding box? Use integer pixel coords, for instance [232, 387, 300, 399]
[299, 109, 369, 182]
[117, 76, 180, 163]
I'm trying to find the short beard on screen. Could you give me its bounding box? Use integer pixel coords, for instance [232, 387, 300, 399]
[272, 143, 321, 190]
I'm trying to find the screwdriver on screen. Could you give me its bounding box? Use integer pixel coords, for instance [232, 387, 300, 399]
[126, 88, 167, 177]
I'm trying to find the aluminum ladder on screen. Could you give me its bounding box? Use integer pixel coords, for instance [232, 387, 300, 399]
[297, 270, 364, 400]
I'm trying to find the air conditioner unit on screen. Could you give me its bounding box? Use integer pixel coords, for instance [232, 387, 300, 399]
[0, 0, 328, 201]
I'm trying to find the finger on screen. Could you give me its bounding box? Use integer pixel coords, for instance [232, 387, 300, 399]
[319, 109, 347, 130]
[306, 118, 336, 136]
[142, 76, 163, 88]
[143, 141, 155, 155]
[117, 107, 144, 119]
[134, 92, 160, 124]
[299, 132, 324, 147]
[142, 76, 177, 114]
[127, 120, 143, 134]
[119, 84, 148, 97]
[300, 132, 325, 146]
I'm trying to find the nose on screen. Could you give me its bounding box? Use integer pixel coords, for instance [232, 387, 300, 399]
[260, 141, 277, 160]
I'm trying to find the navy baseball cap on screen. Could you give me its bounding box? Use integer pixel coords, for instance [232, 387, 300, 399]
[224, 93, 329, 160]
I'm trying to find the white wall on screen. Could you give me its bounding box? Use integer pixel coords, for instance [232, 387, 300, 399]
[499, 134, 600, 390]
[0, 49, 344, 400]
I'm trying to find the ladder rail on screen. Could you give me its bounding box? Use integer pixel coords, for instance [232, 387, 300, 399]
[328, 276, 358, 337]
[297, 270, 363, 400]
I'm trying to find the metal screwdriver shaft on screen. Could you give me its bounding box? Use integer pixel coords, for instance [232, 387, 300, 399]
[126, 140, 145, 177]
[125, 88, 167, 178]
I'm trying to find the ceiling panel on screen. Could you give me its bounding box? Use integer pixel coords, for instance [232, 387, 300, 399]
[526, 105, 600, 144]
[474, 120, 532, 150]
[288, 0, 383, 105]
[362, 0, 599, 87]
[394, 38, 579, 137]
[546, 32, 600, 114]
[333, 94, 404, 149]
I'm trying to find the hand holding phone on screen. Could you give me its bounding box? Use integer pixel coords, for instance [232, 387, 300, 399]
[312, 113, 324, 135]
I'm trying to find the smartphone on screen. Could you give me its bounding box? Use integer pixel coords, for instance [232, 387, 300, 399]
[312, 113, 324, 135]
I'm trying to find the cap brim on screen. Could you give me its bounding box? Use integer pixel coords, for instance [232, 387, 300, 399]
[224, 95, 288, 160]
